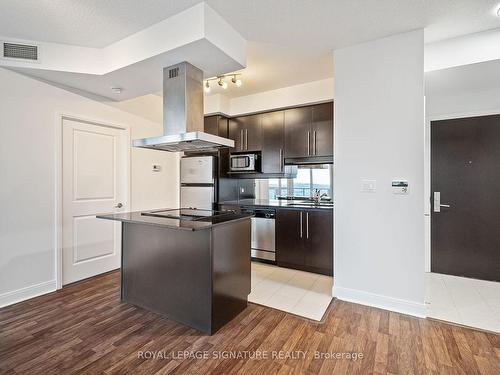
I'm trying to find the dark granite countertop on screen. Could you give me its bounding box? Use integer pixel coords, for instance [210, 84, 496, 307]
[97, 210, 252, 231]
[219, 199, 333, 210]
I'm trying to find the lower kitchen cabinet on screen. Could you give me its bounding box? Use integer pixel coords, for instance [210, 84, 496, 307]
[305, 210, 333, 274]
[276, 209, 333, 276]
[276, 209, 306, 267]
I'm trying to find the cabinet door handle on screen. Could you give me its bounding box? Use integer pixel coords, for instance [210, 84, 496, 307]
[306, 212, 309, 239]
[313, 131, 317, 155]
[245, 129, 248, 150]
[279, 149, 283, 172]
[299, 212, 303, 238]
[240, 129, 244, 150]
[307, 131, 311, 155]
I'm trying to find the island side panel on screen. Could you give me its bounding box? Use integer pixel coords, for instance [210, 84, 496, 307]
[121, 222, 212, 333]
[211, 218, 251, 333]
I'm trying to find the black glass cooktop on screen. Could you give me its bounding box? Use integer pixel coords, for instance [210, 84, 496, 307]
[141, 208, 232, 221]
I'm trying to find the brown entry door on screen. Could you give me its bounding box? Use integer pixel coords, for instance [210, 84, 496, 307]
[431, 115, 500, 282]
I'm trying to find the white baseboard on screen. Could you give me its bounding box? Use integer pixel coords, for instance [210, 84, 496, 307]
[0, 280, 57, 308]
[333, 286, 427, 318]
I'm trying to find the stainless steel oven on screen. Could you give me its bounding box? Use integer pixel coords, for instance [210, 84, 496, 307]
[229, 153, 259, 172]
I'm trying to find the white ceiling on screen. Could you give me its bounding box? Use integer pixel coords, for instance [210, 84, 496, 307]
[2, 0, 499, 48]
[207, 0, 500, 46]
[204, 42, 333, 97]
[0, 0, 201, 48]
[1, 0, 500, 99]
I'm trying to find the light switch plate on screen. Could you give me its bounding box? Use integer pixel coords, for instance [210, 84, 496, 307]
[361, 179, 376, 193]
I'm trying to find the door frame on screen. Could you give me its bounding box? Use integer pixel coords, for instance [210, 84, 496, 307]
[55, 112, 131, 289]
[425, 107, 500, 272]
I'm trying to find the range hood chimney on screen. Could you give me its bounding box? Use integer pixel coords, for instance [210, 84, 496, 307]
[133, 62, 234, 152]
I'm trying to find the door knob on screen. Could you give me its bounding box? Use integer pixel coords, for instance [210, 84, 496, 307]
[115, 203, 123, 208]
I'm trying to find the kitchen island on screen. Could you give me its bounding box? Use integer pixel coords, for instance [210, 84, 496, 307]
[97, 208, 251, 335]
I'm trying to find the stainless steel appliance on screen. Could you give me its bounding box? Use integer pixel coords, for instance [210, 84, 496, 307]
[133, 62, 234, 152]
[242, 207, 276, 262]
[229, 153, 259, 172]
[180, 155, 216, 210]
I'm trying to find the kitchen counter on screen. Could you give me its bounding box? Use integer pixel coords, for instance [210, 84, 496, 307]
[97, 209, 251, 335]
[97, 209, 252, 231]
[219, 199, 334, 210]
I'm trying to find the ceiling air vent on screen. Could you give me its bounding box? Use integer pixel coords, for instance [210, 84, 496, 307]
[3, 42, 38, 61]
[168, 67, 179, 79]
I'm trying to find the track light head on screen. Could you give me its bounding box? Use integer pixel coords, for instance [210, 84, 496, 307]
[231, 76, 242, 86]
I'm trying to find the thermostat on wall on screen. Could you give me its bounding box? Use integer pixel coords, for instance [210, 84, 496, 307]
[361, 179, 376, 193]
[152, 164, 161, 172]
[392, 179, 409, 194]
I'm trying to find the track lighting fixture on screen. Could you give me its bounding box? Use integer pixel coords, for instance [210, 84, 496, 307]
[204, 73, 243, 92]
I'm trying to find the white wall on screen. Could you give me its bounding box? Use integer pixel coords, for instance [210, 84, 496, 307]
[0, 68, 179, 307]
[333, 30, 426, 317]
[426, 87, 500, 118]
[107, 94, 163, 124]
[204, 93, 231, 115]
[425, 28, 500, 72]
[111, 77, 333, 120]
[204, 78, 333, 116]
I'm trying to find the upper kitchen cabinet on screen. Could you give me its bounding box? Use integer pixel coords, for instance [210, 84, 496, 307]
[261, 111, 284, 174]
[284, 107, 312, 159]
[204, 115, 228, 137]
[284, 102, 333, 163]
[311, 102, 333, 158]
[204, 115, 229, 176]
[228, 114, 262, 152]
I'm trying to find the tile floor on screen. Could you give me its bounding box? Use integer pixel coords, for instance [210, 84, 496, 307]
[426, 272, 500, 333]
[249, 261, 333, 321]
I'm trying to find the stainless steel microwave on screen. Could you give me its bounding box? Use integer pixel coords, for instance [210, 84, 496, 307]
[229, 153, 259, 172]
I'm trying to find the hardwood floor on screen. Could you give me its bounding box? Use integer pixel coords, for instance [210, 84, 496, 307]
[1, 271, 499, 374]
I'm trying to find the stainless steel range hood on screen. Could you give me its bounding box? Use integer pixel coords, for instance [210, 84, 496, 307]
[133, 62, 234, 152]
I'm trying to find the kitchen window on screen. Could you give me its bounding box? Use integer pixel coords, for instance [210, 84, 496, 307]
[266, 164, 332, 199]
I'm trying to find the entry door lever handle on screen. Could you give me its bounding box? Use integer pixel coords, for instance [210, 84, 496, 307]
[433, 192, 451, 212]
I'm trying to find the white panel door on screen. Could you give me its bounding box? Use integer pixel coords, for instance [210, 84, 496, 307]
[62, 118, 128, 285]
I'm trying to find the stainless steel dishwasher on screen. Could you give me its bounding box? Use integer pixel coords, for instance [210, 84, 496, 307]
[242, 207, 276, 262]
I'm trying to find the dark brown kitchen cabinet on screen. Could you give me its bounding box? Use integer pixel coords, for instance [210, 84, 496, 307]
[305, 210, 333, 274]
[276, 209, 306, 268]
[284, 103, 333, 161]
[204, 115, 219, 136]
[204, 115, 229, 176]
[228, 114, 262, 152]
[276, 208, 333, 276]
[311, 102, 333, 157]
[261, 111, 284, 173]
[284, 107, 312, 158]
[204, 115, 228, 137]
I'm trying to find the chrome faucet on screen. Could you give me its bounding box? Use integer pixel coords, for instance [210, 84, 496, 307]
[312, 189, 328, 204]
